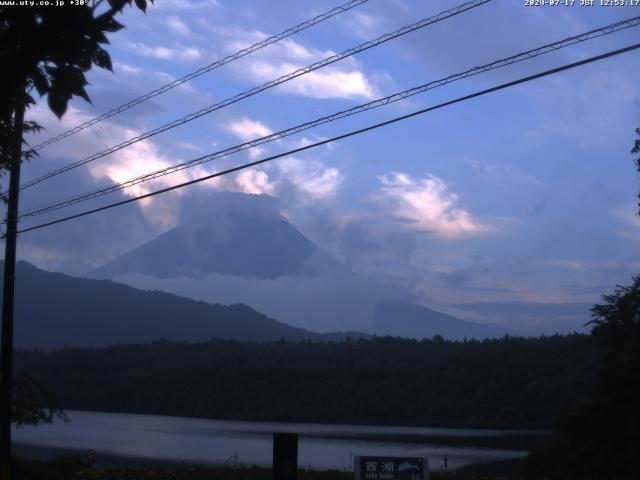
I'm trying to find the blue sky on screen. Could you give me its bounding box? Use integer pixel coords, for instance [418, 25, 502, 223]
[13, 0, 640, 328]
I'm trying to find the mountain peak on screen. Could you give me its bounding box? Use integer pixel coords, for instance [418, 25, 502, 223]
[91, 192, 318, 280]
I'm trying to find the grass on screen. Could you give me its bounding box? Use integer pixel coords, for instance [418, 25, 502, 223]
[12, 456, 529, 480]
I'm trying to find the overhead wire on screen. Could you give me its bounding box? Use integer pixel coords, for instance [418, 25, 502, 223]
[18, 15, 640, 220]
[29, 0, 372, 152]
[18, 0, 492, 191]
[11, 42, 640, 238]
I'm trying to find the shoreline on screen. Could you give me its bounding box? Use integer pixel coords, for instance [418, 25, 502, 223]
[13, 450, 527, 478]
[13, 410, 538, 473]
[14, 442, 529, 472]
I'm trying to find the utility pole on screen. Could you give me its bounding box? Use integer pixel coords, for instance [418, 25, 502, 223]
[0, 96, 25, 480]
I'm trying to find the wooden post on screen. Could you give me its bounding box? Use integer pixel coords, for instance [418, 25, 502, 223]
[0, 96, 25, 480]
[272, 432, 298, 480]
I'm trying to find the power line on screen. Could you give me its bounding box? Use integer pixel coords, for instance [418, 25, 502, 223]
[29, 0, 371, 152]
[18, 15, 640, 219]
[19, 0, 492, 191]
[12, 42, 640, 238]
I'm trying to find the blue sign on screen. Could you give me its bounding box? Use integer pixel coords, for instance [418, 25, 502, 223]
[354, 456, 429, 480]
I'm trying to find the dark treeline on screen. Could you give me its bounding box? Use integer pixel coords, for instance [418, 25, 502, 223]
[15, 334, 594, 429]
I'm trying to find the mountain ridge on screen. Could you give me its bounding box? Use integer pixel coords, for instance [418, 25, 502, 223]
[3, 260, 367, 349]
[85, 191, 513, 339]
[374, 299, 509, 340]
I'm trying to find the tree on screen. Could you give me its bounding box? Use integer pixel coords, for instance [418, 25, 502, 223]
[0, 1, 153, 476]
[633, 128, 640, 213]
[526, 277, 640, 480]
[11, 374, 67, 427]
[585, 276, 640, 478]
[0, 1, 156, 182]
[525, 131, 640, 480]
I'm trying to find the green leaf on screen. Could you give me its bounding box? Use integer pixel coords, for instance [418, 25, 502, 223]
[103, 17, 124, 32]
[134, 0, 147, 12]
[77, 51, 93, 71]
[95, 30, 110, 44]
[47, 65, 92, 116]
[47, 90, 68, 118]
[24, 93, 36, 106]
[23, 121, 44, 134]
[75, 86, 92, 104]
[31, 68, 49, 96]
[44, 65, 58, 77]
[92, 47, 113, 71]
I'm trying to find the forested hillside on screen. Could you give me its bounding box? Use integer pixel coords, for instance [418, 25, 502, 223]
[3, 261, 361, 348]
[16, 334, 595, 429]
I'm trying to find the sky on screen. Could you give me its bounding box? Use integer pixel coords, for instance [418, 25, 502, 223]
[8, 0, 640, 328]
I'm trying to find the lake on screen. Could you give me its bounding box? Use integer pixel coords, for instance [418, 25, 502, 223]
[13, 410, 543, 471]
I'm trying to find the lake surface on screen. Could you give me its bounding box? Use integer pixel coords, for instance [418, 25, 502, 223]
[13, 410, 540, 471]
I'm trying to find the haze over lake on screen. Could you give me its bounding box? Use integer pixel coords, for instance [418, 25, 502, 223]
[13, 411, 536, 471]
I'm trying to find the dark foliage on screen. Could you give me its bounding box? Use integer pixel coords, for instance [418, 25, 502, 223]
[633, 128, 640, 213]
[11, 457, 355, 480]
[0, 0, 153, 178]
[11, 373, 67, 427]
[1, 0, 154, 429]
[10, 457, 526, 480]
[12, 456, 87, 480]
[16, 334, 595, 429]
[0, 0, 152, 117]
[526, 276, 640, 479]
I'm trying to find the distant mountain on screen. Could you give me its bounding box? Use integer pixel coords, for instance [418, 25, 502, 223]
[374, 300, 508, 340]
[88, 191, 407, 334]
[88, 191, 516, 339]
[450, 301, 591, 335]
[2, 261, 364, 350]
[91, 192, 335, 280]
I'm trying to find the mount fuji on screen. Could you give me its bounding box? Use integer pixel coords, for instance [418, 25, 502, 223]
[89, 191, 505, 339]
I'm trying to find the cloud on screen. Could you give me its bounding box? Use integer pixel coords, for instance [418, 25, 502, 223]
[277, 156, 343, 201]
[83, 130, 211, 229]
[24, 105, 208, 229]
[373, 172, 490, 238]
[212, 156, 342, 202]
[286, 68, 374, 100]
[528, 67, 638, 148]
[448, 301, 592, 335]
[220, 116, 342, 201]
[248, 59, 375, 100]
[345, 11, 385, 39]
[113, 62, 142, 76]
[435, 255, 490, 288]
[156, 0, 220, 10]
[108, 268, 409, 333]
[223, 33, 377, 100]
[127, 42, 203, 62]
[233, 169, 276, 195]
[225, 117, 273, 142]
[224, 117, 275, 160]
[464, 158, 545, 187]
[166, 16, 192, 36]
[553, 260, 589, 272]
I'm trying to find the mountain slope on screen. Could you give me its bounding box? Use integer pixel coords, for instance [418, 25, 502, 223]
[374, 300, 507, 340]
[3, 261, 360, 349]
[87, 192, 509, 338]
[88, 192, 399, 333]
[91, 192, 319, 280]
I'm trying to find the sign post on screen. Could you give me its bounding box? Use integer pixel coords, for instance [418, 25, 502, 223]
[354, 456, 429, 480]
[273, 432, 298, 480]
